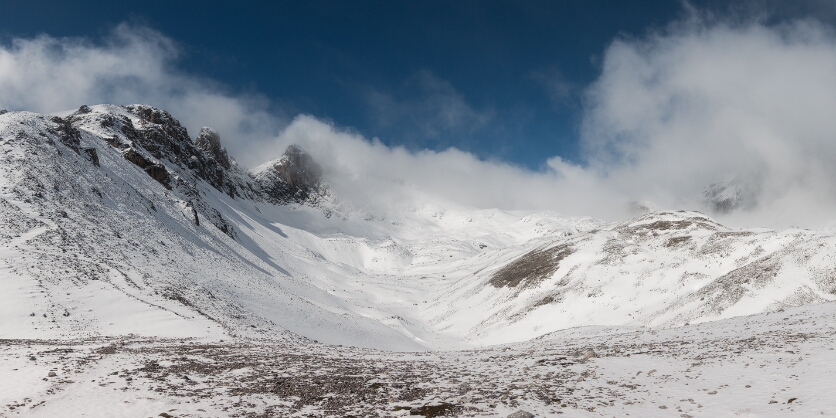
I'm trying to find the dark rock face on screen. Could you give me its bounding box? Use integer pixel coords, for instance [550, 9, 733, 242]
[0, 110, 7, 116]
[195, 127, 231, 170]
[58, 105, 321, 210]
[4, 104, 248, 240]
[144, 164, 172, 190]
[124, 105, 191, 161]
[65, 104, 253, 200]
[122, 148, 152, 169]
[281, 145, 322, 189]
[255, 145, 323, 204]
[83, 148, 100, 167]
[48, 116, 81, 153]
[12, 105, 335, 238]
[120, 106, 252, 199]
[121, 147, 170, 189]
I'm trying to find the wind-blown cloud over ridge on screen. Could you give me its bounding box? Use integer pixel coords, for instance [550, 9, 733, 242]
[270, 16, 836, 228]
[579, 16, 836, 227]
[2, 19, 836, 228]
[0, 23, 283, 164]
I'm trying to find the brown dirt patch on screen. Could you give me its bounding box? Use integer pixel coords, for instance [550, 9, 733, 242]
[489, 245, 573, 289]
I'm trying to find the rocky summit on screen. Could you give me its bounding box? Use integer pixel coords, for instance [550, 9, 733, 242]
[254, 144, 324, 204]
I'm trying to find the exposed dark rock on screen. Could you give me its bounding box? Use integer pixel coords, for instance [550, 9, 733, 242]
[145, 164, 171, 189]
[122, 148, 152, 169]
[98, 105, 253, 199]
[409, 403, 462, 417]
[665, 236, 691, 247]
[75, 105, 92, 114]
[255, 145, 323, 204]
[507, 411, 535, 418]
[83, 147, 100, 167]
[105, 136, 120, 148]
[124, 105, 191, 160]
[119, 118, 141, 142]
[194, 127, 231, 169]
[0, 109, 7, 116]
[121, 148, 170, 189]
[48, 116, 81, 153]
[192, 198, 235, 239]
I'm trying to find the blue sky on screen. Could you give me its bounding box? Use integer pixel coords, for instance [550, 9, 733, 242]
[4, 0, 820, 169]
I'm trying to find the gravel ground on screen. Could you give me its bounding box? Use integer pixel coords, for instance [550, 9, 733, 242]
[2, 301, 835, 417]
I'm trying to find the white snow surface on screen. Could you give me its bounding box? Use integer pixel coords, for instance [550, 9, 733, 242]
[0, 105, 835, 353]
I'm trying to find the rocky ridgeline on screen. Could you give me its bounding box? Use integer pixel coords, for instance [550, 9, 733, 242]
[68, 104, 256, 199]
[87, 104, 324, 207]
[2, 104, 333, 238]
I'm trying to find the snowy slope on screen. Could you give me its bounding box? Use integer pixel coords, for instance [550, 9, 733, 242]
[1, 104, 835, 352]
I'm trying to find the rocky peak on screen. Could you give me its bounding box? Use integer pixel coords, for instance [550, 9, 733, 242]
[703, 180, 756, 214]
[280, 145, 322, 188]
[194, 127, 231, 169]
[254, 145, 323, 204]
[126, 104, 184, 130]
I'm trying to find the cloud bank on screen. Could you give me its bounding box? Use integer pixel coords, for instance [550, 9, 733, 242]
[579, 17, 836, 227]
[3, 19, 836, 228]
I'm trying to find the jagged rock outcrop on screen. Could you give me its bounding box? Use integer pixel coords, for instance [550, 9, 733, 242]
[254, 145, 323, 204]
[65, 104, 258, 201]
[2, 104, 334, 238]
[48, 116, 81, 153]
[48, 104, 247, 238]
[144, 164, 171, 189]
[122, 147, 152, 169]
[195, 127, 231, 170]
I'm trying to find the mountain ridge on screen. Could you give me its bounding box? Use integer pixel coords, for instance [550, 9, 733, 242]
[1, 104, 835, 351]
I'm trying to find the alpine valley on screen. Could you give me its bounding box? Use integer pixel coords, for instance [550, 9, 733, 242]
[1, 105, 834, 417]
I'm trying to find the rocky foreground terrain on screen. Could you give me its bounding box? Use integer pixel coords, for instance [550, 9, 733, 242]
[3, 301, 834, 417]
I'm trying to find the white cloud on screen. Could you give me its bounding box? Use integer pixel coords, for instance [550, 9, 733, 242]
[579, 17, 836, 227]
[274, 17, 836, 228]
[0, 24, 284, 167]
[3, 19, 836, 228]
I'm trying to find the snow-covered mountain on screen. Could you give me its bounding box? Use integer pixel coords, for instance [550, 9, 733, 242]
[2, 104, 835, 352]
